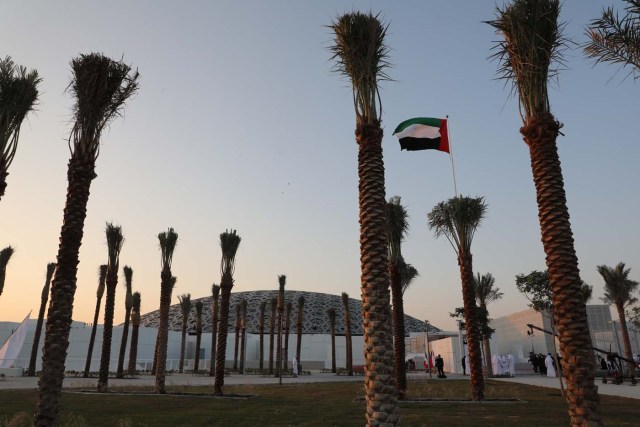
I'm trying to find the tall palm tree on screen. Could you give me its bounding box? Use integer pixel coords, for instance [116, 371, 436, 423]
[0, 246, 14, 297]
[177, 293, 192, 373]
[327, 308, 337, 373]
[233, 302, 241, 371]
[213, 229, 241, 396]
[428, 196, 486, 400]
[400, 262, 419, 296]
[386, 196, 410, 398]
[97, 223, 124, 392]
[269, 296, 277, 375]
[28, 263, 56, 376]
[209, 284, 220, 376]
[341, 293, 353, 376]
[259, 300, 267, 371]
[239, 299, 247, 374]
[585, 0, 640, 78]
[295, 296, 305, 367]
[275, 275, 286, 378]
[35, 53, 139, 426]
[84, 265, 107, 377]
[116, 266, 133, 378]
[155, 228, 178, 394]
[329, 12, 397, 424]
[474, 273, 503, 377]
[597, 263, 639, 375]
[127, 292, 141, 376]
[284, 301, 292, 368]
[0, 56, 41, 201]
[194, 300, 204, 373]
[487, 2, 601, 422]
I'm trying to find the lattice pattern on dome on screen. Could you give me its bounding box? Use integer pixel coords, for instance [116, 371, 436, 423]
[139, 290, 441, 335]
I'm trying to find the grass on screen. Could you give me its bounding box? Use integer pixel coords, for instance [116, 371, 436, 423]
[1, 380, 638, 426]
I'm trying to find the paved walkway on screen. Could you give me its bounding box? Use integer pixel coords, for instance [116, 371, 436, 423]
[2, 371, 638, 400]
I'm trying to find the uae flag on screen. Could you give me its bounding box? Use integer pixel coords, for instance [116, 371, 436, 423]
[393, 117, 450, 153]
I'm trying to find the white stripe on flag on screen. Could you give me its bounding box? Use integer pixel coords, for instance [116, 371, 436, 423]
[394, 123, 441, 140]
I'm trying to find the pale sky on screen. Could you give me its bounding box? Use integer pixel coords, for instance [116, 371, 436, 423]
[0, 0, 638, 332]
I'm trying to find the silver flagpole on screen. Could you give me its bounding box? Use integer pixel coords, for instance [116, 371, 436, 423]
[446, 115, 458, 197]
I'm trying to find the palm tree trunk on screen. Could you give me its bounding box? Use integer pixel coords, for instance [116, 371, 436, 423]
[356, 122, 398, 424]
[458, 252, 484, 401]
[210, 300, 219, 376]
[214, 286, 232, 395]
[482, 339, 493, 377]
[343, 304, 353, 377]
[127, 318, 140, 376]
[284, 312, 291, 369]
[616, 304, 636, 376]
[296, 311, 303, 366]
[28, 282, 50, 376]
[523, 112, 601, 425]
[269, 307, 275, 375]
[84, 295, 103, 377]
[233, 323, 240, 371]
[154, 268, 172, 394]
[276, 308, 283, 378]
[390, 263, 407, 398]
[116, 306, 131, 378]
[151, 336, 159, 375]
[330, 323, 336, 373]
[35, 159, 95, 426]
[239, 326, 246, 374]
[179, 320, 187, 373]
[195, 328, 202, 373]
[97, 275, 117, 392]
[259, 313, 265, 371]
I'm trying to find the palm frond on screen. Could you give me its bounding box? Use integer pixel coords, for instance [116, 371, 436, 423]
[486, 0, 568, 121]
[597, 262, 639, 308]
[278, 274, 286, 288]
[584, 0, 640, 79]
[211, 283, 220, 299]
[123, 265, 133, 308]
[178, 293, 192, 315]
[158, 228, 178, 270]
[132, 291, 141, 313]
[105, 223, 124, 272]
[67, 53, 140, 162]
[400, 262, 419, 296]
[341, 292, 349, 305]
[386, 196, 409, 265]
[327, 308, 336, 321]
[219, 229, 241, 279]
[581, 281, 594, 304]
[474, 273, 503, 307]
[195, 301, 204, 317]
[427, 196, 487, 255]
[329, 11, 391, 125]
[0, 246, 14, 269]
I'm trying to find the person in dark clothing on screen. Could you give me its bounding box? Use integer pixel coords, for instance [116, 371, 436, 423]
[435, 354, 446, 378]
[461, 355, 466, 375]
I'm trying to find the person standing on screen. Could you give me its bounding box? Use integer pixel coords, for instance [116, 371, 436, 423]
[435, 354, 445, 378]
[461, 355, 467, 375]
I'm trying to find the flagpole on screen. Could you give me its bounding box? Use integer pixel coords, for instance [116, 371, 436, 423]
[446, 115, 458, 197]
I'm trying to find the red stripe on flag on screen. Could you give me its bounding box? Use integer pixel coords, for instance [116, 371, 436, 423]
[439, 119, 450, 154]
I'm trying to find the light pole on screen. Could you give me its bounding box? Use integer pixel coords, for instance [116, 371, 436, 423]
[424, 320, 431, 379]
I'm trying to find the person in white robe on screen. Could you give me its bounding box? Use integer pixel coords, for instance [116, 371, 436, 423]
[292, 356, 299, 376]
[545, 354, 556, 377]
[507, 353, 516, 377]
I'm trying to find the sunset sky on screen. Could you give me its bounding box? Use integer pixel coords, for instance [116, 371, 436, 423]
[1, 0, 638, 332]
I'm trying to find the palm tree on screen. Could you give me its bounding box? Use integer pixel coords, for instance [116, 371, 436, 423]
[177, 293, 192, 373]
[259, 300, 267, 371]
[213, 229, 241, 396]
[275, 275, 286, 378]
[35, 53, 139, 426]
[428, 196, 486, 400]
[474, 273, 503, 377]
[329, 12, 397, 424]
[327, 308, 337, 373]
[585, 0, 640, 78]
[487, 1, 601, 421]
[28, 263, 56, 376]
[127, 292, 141, 376]
[386, 196, 410, 398]
[284, 301, 292, 369]
[233, 302, 241, 371]
[194, 301, 204, 373]
[400, 262, 419, 296]
[155, 228, 178, 394]
[295, 296, 305, 367]
[341, 293, 353, 376]
[239, 299, 247, 374]
[597, 263, 639, 376]
[209, 284, 220, 376]
[0, 246, 14, 297]
[269, 296, 277, 375]
[0, 57, 41, 201]
[84, 265, 107, 377]
[116, 266, 133, 378]
[97, 223, 124, 392]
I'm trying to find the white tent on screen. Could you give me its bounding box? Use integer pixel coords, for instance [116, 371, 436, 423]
[0, 312, 30, 368]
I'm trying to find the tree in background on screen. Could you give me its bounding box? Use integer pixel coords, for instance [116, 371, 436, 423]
[295, 296, 305, 367]
[0, 56, 41, 201]
[28, 263, 56, 376]
[275, 275, 286, 378]
[233, 302, 241, 371]
[284, 301, 292, 368]
[214, 229, 241, 396]
[116, 266, 133, 378]
[194, 301, 204, 373]
[177, 293, 192, 373]
[341, 293, 353, 376]
[155, 228, 178, 394]
[35, 53, 139, 426]
[400, 262, 419, 296]
[97, 224, 124, 392]
[269, 296, 277, 375]
[0, 246, 14, 297]
[329, 12, 397, 424]
[127, 292, 141, 376]
[474, 273, 503, 376]
[84, 265, 107, 377]
[259, 300, 267, 371]
[209, 284, 220, 376]
[597, 263, 639, 375]
[487, 1, 601, 422]
[238, 299, 247, 374]
[327, 308, 337, 373]
[428, 196, 486, 400]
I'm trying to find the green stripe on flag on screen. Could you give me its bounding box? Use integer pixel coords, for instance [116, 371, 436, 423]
[393, 117, 441, 134]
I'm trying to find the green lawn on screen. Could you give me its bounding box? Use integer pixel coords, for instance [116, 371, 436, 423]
[1, 380, 637, 426]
